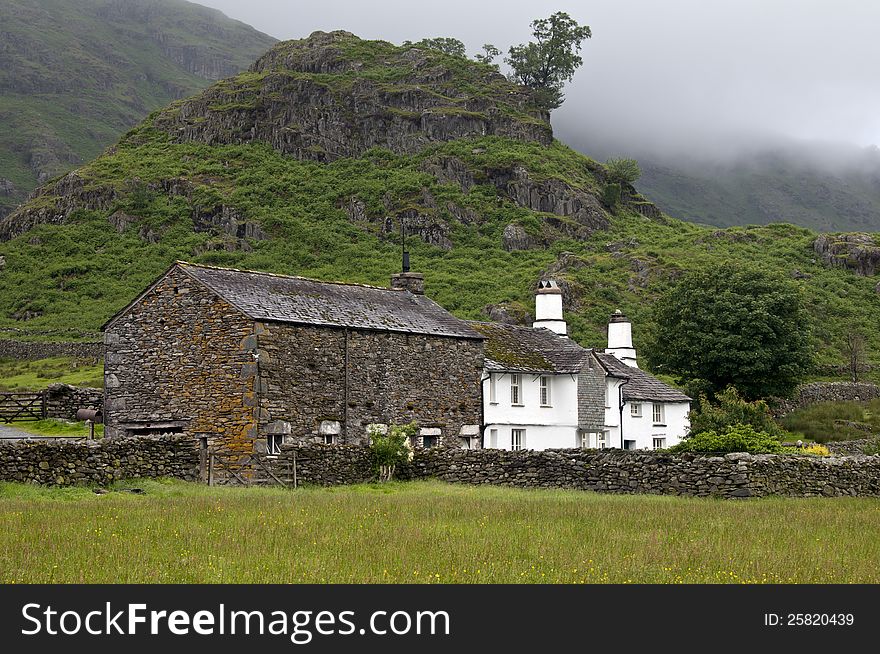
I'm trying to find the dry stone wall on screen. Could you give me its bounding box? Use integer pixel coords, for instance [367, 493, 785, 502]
[772, 382, 880, 416]
[0, 339, 103, 361]
[0, 436, 200, 486]
[44, 383, 103, 421]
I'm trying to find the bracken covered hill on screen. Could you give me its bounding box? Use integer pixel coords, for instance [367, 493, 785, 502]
[0, 31, 878, 379]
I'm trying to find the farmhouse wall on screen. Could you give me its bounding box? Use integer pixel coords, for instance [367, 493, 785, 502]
[44, 383, 103, 421]
[0, 339, 103, 361]
[256, 323, 484, 447]
[0, 436, 200, 485]
[102, 267, 257, 454]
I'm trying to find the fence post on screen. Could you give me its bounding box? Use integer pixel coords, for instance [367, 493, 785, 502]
[208, 452, 214, 487]
[41, 390, 47, 419]
[293, 451, 297, 490]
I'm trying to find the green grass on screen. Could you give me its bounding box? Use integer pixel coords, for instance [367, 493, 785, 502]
[779, 399, 880, 442]
[1, 479, 877, 583]
[3, 418, 103, 438]
[0, 357, 103, 391]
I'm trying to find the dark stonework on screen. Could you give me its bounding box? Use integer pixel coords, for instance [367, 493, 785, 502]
[578, 357, 605, 431]
[0, 339, 103, 361]
[256, 323, 484, 447]
[103, 266, 484, 455]
[770, 382, 880, 416]
[45, 383, 103, 421]
[0, 436, 200, 486]
[103, 267, 258, 456]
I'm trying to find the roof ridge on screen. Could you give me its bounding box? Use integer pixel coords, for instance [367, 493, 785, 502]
[176, 261, 400, 293]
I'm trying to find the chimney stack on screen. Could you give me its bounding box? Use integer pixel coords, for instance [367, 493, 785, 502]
[533, 280, 567, 336]
[391, 272, 425, 295]
[607, 309, 638, 367]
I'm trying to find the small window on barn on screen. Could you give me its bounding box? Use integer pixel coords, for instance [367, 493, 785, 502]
[510, 374, 522, 406]
[267, 435, 283, 455]
[422, 435, 439, 449]
[323, 434, 336, 445]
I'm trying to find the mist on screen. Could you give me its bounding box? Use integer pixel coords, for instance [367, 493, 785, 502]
[196, 0, 880, 168]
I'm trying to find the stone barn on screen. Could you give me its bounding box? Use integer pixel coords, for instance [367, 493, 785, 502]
[102, 262, 485, 454]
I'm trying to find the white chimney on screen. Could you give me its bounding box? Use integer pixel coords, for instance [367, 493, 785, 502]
[533, 280, 567, 336]
[607, 309, 638, 367]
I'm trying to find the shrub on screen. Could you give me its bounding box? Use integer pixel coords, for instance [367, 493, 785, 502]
[688, 386, 790, 439]
[670, 424, 784, 454]
[368, 421, 416, 481]
[602, 183, 621, 207]
[605, 157, 641, 184]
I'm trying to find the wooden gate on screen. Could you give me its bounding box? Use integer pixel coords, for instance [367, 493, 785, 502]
[207, 450, 297, 488]
[0, 392, 46, 423]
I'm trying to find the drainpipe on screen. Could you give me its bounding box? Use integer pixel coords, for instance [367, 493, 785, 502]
[618, 377, 631, 449]
[480, 372, 489, 449]
[344, 327, 349, 444]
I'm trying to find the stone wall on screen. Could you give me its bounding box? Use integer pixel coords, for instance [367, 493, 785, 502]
[0, 436, 200, 486]
[772, 382, 880, 416]
[276, 442, 373, 486]
[827, 438, 880, 457]
[0, 339, 103, 361]
[399, 448, 880, 498]
[44, 383, 103, 421]
[103, 267, 258, 455]
[256, 322, 484, 448]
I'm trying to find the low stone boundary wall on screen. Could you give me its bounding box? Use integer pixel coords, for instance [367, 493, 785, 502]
[0, 339, 103, 361]
[400, 448, 880, 498]
[3, 438, 880, 497]
[772, 382, 880, 416]
[44, 383, 103, 421]
[0, 436, 200, 486]
[827, 438, 880, 457]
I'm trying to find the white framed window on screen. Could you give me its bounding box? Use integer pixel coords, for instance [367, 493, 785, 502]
[597, 432, 607, 449]
[510, 374, 522, 405]
[539, 376, 551, 406]
[653, 437, 666, 449]
[267, 435, 283, 455]
[630, 403, 642, 417]
[511, 429, 526, 451]
[489, 374, 497, 404]
[653, 403, 664, 424]
[489, 428, 498, 448]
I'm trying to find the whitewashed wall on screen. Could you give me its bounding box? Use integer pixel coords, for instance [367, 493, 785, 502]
[601, 378, 689, 449]
[483, 372, 580, 450]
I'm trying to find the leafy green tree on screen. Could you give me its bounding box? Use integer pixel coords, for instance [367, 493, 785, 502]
[405, 37, 467, 58]
[368, 421, 416, 481]
[475, 44, 501, 65]
[605, 157, 641, 185]
[505, 11, 591, 110]
[646, 263, 813, 399]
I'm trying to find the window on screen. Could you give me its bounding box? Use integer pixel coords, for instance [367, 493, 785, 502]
[653, 403, 664, 425]
[539, 376, 551, 406]
[489, 428, 498, 449]
[323, 434, 336, 445]
[511, 429, 526, 451]
[422, 436, 439, 448]
[653, 437, 666, 449]
[489, 374, 497, 403]
[597, 432, 607, 449]
[267, 435, 283, 455]
[623, 439, 636, 450]
[630, 403, 642, 417]
[510, 374, 522, 405]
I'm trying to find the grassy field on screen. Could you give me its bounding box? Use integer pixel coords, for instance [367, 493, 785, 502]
[1, 479, 878, 584]
[0, 357, 103, 391]
[2, 419, 103, 439]
[780, 399, 880, 442]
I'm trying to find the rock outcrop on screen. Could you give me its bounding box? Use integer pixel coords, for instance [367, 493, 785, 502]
[814, 233, 880, 276]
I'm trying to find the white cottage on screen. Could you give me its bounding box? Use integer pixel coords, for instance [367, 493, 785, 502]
[474, 284, 690, 451]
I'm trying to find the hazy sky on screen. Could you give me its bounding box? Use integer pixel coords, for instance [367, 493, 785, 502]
[197, 0, 880, 159]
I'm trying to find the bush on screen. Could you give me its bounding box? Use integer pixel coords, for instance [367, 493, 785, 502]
[670, 424, 784, 454]
[605, 157, 641, 184]
[368, 421, 416, 481]
[602, 183, 621, 207]
[689, 386, 790, 439]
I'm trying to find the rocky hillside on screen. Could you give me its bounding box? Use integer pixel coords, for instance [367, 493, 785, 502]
[0, 31, 878, 380]
[0, 0, 276, 217]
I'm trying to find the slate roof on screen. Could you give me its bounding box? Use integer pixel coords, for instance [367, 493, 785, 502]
[468, 321, 591, 373]
[594, 352, 691, 403]
[108, 262, 483, 339]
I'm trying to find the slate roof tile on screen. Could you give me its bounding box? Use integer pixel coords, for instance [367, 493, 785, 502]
[594, 352, 691, 402]
[468, 321, 592, 373]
